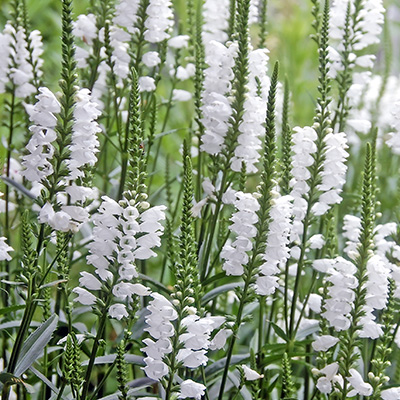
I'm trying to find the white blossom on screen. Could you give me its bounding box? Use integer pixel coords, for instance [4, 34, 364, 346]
[347, 368, 373, 397]
[21, 87, 60, 182]
[321, 257, 358, 331]
[144, 0, 174, 43]
[289, 126, 318, 242]
[202, 0, 229, 45]
[114, 0, 140, 34]
[72, 287, 97, 305]
[381, 387, 400, 400]
[172, 89, 192, 102]
[139, 76, 156, 92]
[231, 48, 270, 173]
[142, 51, 161, 68]
[168, 35, 190, 49]
[178, 379, 206, 400]
[242, 365, 264, 380]
[0, 237, 13, 261]
[67, 88, 101, 180]
[221, 192, 259, 276]
[256, 194, 293, 296]
[312, 132, 349, 216]
[200, 41, 237, 155]
[312, 335, 339, 352]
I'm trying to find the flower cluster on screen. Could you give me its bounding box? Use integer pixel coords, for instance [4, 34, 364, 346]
[312, 131, 349, 216]
[200, 40, 237, 155]
[289, 126, 318, 241]
[78, 196, 166, 318]
[21, 87, 60, 183]
[144, 0, 174, 44]
[256, 194, 293, 296]
[320, 257, 358, 331]
[231, 48, 270, 173]
[221, 191, 260, 276]
[142, 293, 177, 380]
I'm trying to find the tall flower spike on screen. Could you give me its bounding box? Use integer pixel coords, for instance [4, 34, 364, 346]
[21, 87, 61, 183]
[230, 47, 270, 173]
[200, 40, 237, 155]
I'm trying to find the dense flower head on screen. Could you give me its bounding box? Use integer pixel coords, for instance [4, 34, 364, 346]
[221, 191, 260, 276]
[312, 131, 349, 216]
[231, 48, 270, 173]
[200, 41, 237, 155]
[289, 126, 318, 242]
[67, 88, 101, 180]
[321, 257, 358, 331]
[113, 0, 140, 34]
[21, 87, 61, 183]
[144, 0, 174, 43]
[256, 194, 293, 296]
[202, 0, 230, 45]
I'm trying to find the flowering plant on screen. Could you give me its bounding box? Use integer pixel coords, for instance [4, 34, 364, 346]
[1, 0, 400, 399]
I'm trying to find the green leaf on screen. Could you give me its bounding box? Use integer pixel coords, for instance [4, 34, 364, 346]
[205, 354, 250, 377]
[81, 354, 144, 366]
[269, 321, 289, 342]
[201, 282, 244, 305]
[0, 305, 25, 316]
[14, 314, 58, 376]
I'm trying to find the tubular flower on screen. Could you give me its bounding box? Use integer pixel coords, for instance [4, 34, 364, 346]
[202, 0, 230, 46]
[21, 87, 61, 183]
[231, 48, 270, 173]
[312, 132, 349, 216]
[289, 126, 318, 242]
[256, 194, 293, 296]
[144, 0, 174, 44]
[321, 257, 358, 331]
[200, 41, 237, 155]
[221, 191, 260, 276]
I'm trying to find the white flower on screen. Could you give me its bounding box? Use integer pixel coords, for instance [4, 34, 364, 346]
[172, 89, 192, 102]
[381, 387, 400, 400]
[113, 0, 140, 34]
[312, 335, 339, 352]
[256, 194, 293, 296]
[316, 363, 339, 394]
[0, 237, 13, 261]
[289, 126, 318, 242]
[342, 215, 362, 259]
[202, 0, 230, 45]
[73, 14, 97, 45]
[177, 349, 208, 368]
[312, 132, 349, 216]
[0, 25, 13, 93]
[139, 76, 156, 92]
[168, 35, 190, 49]
[110, 26, 131, 79]
[200, 41, 237, 155]
[21, 87, 61, 183]
[143, 357, 169, 380]
[347, 369, 373, 397]
[242, 365, 264, 380]
[321, 257, 358, 331]
[144, 0, 174, 43]
[108, 304, 129, 320]
[9, 26, 36, 98]
[222, 191, 259, 276]
[79, 272, 102, 290]
[142, 51, 161, 67]
[309, 234, 325, 249]
[178, 379, 206, 400]
[67, 88, 101, 180]
[231, 48, 270, 173]
[73, 287, 97, 305]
